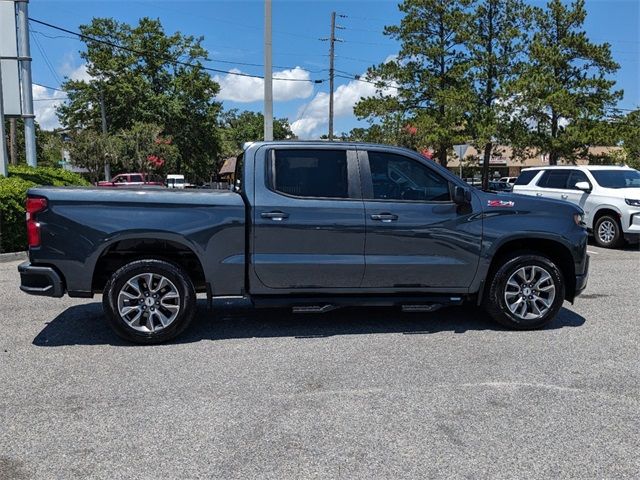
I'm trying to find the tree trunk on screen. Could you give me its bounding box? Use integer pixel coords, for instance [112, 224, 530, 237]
[550, 110, 558, 165]
[481, 142, 492, 190]
[439, 145, 447, 168]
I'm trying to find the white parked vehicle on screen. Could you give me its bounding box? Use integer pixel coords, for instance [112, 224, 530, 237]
[499, 176, 518, 185]
[513, 165, 640, 248]
[166, 174, 185, 189]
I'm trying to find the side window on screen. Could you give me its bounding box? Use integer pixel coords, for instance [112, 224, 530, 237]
[114, 175, 126, 183]
[130, 174, 143, 183]
[514, 170, 539, 186]
[271, 149, 348, 199]
[567, 170, 590, 190]
[234, 152, 244, 192]
[538, 170, 570, 189]
[367, 151, 451, 202]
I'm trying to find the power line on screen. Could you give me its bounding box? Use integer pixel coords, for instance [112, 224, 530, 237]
[30, 29, 326, 74]
[33, 82, 66, 92]
[29, 17, 326, 83]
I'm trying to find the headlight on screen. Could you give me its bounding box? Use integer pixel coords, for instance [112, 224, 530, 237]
[625, 198, 640, 207]
[573, 213, 585, 226]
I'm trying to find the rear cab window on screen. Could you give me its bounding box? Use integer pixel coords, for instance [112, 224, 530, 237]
[269, 149, 349, 199]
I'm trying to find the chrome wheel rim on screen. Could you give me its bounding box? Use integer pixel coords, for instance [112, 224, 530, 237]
[117, 273, 180, 333]
[598, 220, 616, 244]
[504, 266, 556, 321]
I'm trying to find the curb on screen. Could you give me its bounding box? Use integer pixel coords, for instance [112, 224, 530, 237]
[0, 251, 27, 263]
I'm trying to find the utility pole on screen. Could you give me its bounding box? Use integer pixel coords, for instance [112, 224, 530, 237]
[0, 66, 8, 177]
[16, 0, 36, 167]
[9, 118, 17, 165]
[99, 87, 111, 181]
[263, 0, 273, 141]
[322, 12, 343, 141]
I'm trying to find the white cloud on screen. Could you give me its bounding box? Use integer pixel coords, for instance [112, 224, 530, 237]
[213, 67, 313, 102]
[32, 84, 65, 131]
[33, 62, 91, 131]
[291, 75, 398, 139]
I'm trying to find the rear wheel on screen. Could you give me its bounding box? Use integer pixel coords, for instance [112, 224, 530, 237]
[484, 252, 565, 330]
[594, 214, 623, 249]
[103, 259, 196, 344]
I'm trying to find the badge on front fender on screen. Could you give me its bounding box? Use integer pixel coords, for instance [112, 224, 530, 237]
[487, 200, 515, 207]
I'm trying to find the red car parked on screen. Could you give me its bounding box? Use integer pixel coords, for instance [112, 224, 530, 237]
[97, 173, 164, 187]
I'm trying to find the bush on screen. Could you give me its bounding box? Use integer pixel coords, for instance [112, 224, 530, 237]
[0, 166, 90, 253]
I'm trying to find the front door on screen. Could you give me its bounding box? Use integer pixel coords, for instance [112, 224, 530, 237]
[252, 147, 365, 289]
[358, 149, 482, 289]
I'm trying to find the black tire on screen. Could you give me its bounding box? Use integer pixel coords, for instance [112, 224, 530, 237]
[594, 214, 624, 249]
[102, 259, 196, 344]
[483, 252, 565, 330]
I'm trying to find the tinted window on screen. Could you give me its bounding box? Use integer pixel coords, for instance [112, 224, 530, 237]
[130, 175, 143, 183]
[590, 169, 640, 189]
[514, 170, 539, 185]
[367, 152, 450, 201]
[567, 170, 590, 190]
[538, 170, 570, 189]
[272, 149, 348, 198]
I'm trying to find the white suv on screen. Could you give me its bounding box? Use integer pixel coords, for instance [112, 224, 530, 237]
[513, 165, 640, 248]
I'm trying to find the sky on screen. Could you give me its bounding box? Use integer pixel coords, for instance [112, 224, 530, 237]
[25, 0, 640, 138]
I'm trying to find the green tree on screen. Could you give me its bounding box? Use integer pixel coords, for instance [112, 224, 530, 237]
[219, 110, 294, 157]
[354, 0, 473, 167]
[67, 130, 122, 183]
[466, 0, 531, 189]
[58, 17, 222, 180]
[119, 122, 179, 175]
[509, 0, 622, 165]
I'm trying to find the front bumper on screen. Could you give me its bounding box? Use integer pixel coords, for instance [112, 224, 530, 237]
[574, 255, 589, 299]
[18, 262, 65, 297]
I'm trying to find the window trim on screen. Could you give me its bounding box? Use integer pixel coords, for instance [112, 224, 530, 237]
[358, 149, 454, 204]
[265, 147, 361, 201]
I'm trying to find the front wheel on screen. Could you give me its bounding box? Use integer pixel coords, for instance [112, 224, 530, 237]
[103, 259, 196, 344]
[594, 215, 623, 249]
[484, 253, 565, 330]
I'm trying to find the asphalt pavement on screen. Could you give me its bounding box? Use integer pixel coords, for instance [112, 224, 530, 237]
[1, 243, 639, 479]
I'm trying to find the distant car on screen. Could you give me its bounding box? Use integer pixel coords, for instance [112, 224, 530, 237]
[499, 177, 518, 185]
[488, 181, 513, 192]
[166, 174, 185, 189]
[513, 165, 640, 248]
[97, 173, 164, 188]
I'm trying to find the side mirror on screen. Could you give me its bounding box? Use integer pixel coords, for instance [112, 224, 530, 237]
[575, 181, 591, 192]
[453, 185, 471, 204]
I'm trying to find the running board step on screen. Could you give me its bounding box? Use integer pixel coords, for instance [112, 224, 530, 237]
[292, 305, 338, 314]
[401, 304, 443, 313]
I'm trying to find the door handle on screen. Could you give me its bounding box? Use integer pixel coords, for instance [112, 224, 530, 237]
[371, 213, 398, 222]
[536, 193, 543, 197]
[261, 211, 289, 221]
[561, 194, 568, 199]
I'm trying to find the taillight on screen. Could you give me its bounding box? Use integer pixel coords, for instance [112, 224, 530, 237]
[26, 197, 47, 248]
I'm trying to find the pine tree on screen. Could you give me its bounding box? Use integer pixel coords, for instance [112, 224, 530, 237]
[509, 0, 622, 165]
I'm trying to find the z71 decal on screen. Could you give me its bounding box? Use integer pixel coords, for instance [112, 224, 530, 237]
[487, 200, 515, 207]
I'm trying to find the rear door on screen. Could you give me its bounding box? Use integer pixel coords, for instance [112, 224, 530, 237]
[252, 147, 365, 289]
[358, 149, 481, 289]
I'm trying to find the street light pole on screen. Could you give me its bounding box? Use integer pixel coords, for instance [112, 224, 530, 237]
[263, 0, 273, 141]
[16, 0, 36, 167]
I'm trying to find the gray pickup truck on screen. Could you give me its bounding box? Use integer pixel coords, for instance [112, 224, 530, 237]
[19, 142, 589, 343]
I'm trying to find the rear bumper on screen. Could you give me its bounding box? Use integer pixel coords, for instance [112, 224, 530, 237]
[574, 255, 589, 299]
[18, 261, 65, 297]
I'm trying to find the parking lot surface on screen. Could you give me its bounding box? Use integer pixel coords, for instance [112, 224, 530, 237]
[1, 244, 639, 479]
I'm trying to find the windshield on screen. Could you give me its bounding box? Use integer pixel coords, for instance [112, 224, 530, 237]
[590, 169, 640, 189]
